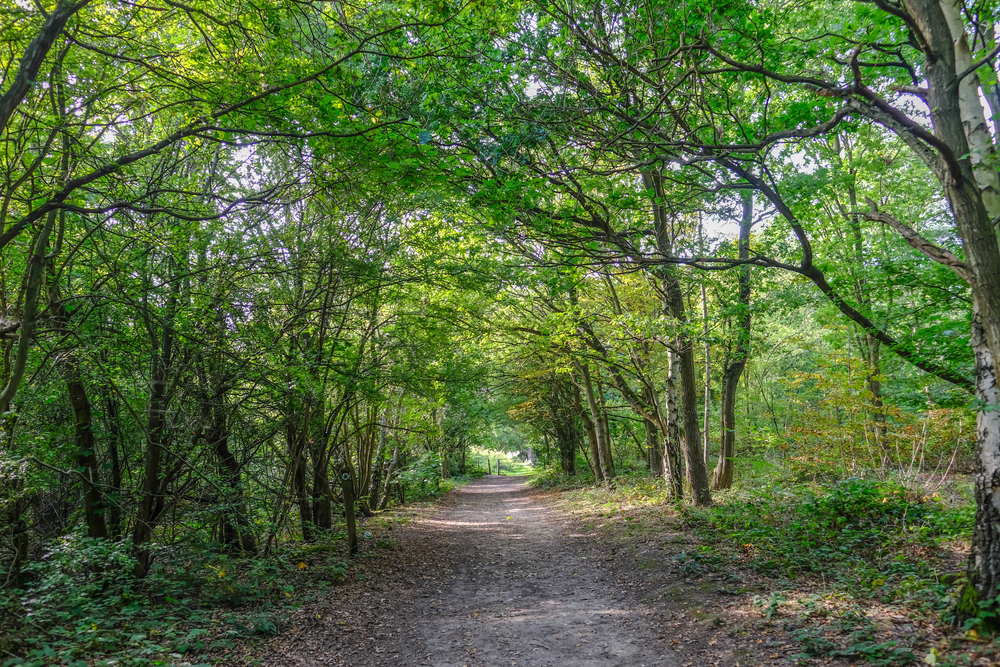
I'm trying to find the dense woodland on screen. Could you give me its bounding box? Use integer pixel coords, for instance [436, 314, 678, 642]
[0, 0, 998, 663]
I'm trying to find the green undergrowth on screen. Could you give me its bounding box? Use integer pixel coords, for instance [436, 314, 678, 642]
[0, 532, 359, 667]
[530, 466, 595, 489]
[0, 466, 483, 667]
[397, 453, 485, 501]
[549, 459, 987, 665]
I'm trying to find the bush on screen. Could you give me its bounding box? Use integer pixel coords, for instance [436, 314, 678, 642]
[694, 477, 972, 578]
[396, 453, 446, 499]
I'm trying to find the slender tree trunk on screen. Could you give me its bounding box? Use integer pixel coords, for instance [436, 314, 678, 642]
[664, 349, 683, 498]
[713, 190, 753, 490]
[644, 417, 660, 472]
[102, 388, 123, 540]
[310, 426, 332, 531]
[645, 171, 711, 505]
[573, 378, 604, 481]
[580, 363, 614, 482]
[132, 368, 169, 576]
[367, 419, 387, 513]
[700, 217, 711, 467]
[378, 439, 400, 511]
[663, 271, 712, 504]
[844, 172, 889, 458]
[286, 414, 313, 542]
[49, 275, 107, 540]
[435, 408, 450, 479]
[132, 288, 176, 577]
[596, 378, 615, 480]
[643, 385, 663, 474]
[66, 365, 107, 540]
[676, 334, 711, 504]
[209, 402, 256, 553]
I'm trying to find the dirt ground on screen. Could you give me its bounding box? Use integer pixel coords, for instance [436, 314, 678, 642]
[245, 476, 683, 666]
[229, 473, 999, 667]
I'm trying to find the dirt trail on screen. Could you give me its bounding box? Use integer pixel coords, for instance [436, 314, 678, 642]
[253, 476, 677, 667]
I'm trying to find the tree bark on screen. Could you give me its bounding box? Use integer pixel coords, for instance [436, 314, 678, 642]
[573, 376, 604, 481]
[580, 362, 614, 481]
[664, 349, 683, 498]
[700, 219, 711, 466]
[972, 305, 1000, 601]
[644, 171, 711, 505]
[642, 385, 663, 474]
[66, 364, 107, 540]
[101, 383, 123, 540]
[207, 401, 256, 554]
[713, 190, 753, 490]
[132, 327, 172, 577]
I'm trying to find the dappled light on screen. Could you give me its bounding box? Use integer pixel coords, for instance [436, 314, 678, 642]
[0, 0, 992, 664]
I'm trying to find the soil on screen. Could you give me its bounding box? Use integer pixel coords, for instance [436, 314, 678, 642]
[233, 475, 996, 667]
[244, 476, 679, 667]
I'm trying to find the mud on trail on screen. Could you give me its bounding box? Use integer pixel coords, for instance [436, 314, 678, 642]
[248, 476, 678, 667]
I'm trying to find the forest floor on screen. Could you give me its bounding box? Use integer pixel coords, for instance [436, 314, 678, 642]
[237, 474, 915, 667]
[242, 475, 683, 666]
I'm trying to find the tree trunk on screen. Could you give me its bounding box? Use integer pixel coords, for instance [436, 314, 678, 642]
[367, 420, 387, 513]
[66, 366, 108, 540]
[663, 269, 712, 504]
[972, 305, 1000, 601]
[596, 378, 615, 480]
[310, 447, 332, 531]
[132, 291, 175, 577]
[844, 171, 889, 458]
[645, 170, 711, 505]
[286, 415, 313, 542]
[713, 189, 753, 490]
[377, 439, 400, 511]
[102, 387, 124, 540]
[700, 218, 711, 466]
[902, 0, 1000, 600]
[574, 378, 604, 481]
[642, 385, 663, 474]
[580, 362, 614, 482]
[675, 334, 711, 505]
[664, 349, 683, 498]
[209, 403, 256, 554]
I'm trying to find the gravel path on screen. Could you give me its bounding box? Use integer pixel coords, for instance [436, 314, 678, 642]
[251, 476, 677, 667]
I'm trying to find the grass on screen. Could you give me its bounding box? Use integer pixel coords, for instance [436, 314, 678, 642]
[539, 456, 989, 666]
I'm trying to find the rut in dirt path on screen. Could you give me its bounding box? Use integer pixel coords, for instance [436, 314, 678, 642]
[394, 475, 676, 667]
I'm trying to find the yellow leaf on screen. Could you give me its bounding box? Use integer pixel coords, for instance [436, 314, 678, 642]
[218, 569, 226, 578]
[924, 647, 938, 665]
[298, 562, 308, 570]
[965, 628, 980, 641]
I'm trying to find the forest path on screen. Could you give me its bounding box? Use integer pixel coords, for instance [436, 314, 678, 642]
[252, 475, 678, 667]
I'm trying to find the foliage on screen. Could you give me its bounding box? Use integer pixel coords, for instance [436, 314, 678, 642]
[0, 534, 350, 666]
[689, 475, 972, 580]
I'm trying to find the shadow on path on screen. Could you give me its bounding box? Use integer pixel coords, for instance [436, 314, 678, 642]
[251, 476, 676, 667]
[393, 475, 676, 667]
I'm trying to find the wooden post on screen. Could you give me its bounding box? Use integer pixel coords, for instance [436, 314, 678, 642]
[339, 469, 358, 557]
[487, 459, 491, 475]
[497, 459, 501, 475]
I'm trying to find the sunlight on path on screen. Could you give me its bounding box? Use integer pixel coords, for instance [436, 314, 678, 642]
[399, 476, 677, 667]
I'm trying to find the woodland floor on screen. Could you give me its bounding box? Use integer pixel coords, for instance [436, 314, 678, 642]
[235, 476, 870, 667]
